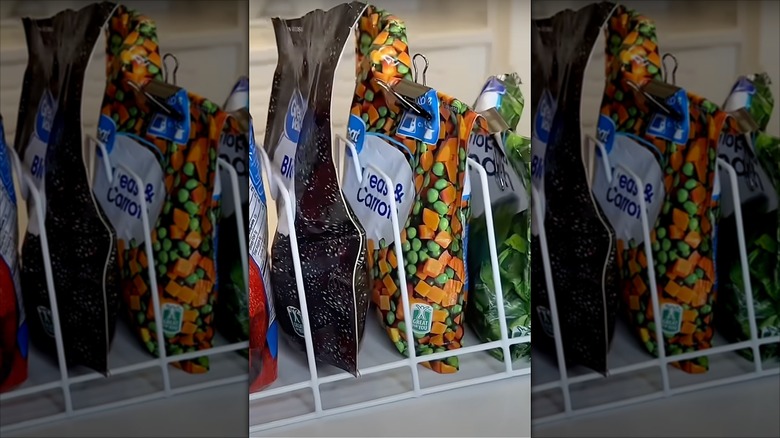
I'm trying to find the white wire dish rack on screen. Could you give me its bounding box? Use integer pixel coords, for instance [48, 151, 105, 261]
[248, 136, 532, 435]
[0, 137, 250, 435]
[531, 135, 780, 425]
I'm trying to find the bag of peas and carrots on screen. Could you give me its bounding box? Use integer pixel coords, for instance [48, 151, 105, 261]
[344, 4, 482, 374]
[597, 5, 730, 373]
[94, 4, 231, 374]
[215, 77, 251, 355]
[263, 2, 371, 376]
[717, 73, 780, 361]
[530, 1, 621, 375]
[1, 115, 29, 392]
[14, 2, 121, 374]
[466, 73, 532, 363]
[248, 119, 277, 392]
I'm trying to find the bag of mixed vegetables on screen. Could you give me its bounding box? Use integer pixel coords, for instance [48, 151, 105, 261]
[0, 115, 28, 392]
[597, 5, 729, 373]
[215, 77, 251, 353]
[717, 73, 779, 361]
[263, 2, 370, 375]
[343, 4, 482, 373]
[93, 4, 230, 373]
[466, 73, 532, 363]
[530, 1, 621, 375]
[249, 119, 277, 392]
[14, 2, 121, 374]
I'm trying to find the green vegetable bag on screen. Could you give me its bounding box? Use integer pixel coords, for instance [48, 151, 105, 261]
[466, 74, 532, 362]
[718, 73, 780, 361]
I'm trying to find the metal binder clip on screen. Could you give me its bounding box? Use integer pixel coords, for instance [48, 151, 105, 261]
[480, 108, 512, 191]
[163, 53, 179, 86]
[375, 79, 433, 121]
[626, 79, 683, 121]
[127, 79, 184, 122]
[412, 53, 429, 86]
[662, 53, 678, 86]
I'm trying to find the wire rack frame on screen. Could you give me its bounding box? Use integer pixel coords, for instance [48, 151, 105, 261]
[0, 137, 250, 434]
[530, 135, 780, 425]
[248, 136, 532, 435]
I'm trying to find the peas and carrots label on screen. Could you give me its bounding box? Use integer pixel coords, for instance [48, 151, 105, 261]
[100, 5, 229, 374]
[600, 6, 727, 373]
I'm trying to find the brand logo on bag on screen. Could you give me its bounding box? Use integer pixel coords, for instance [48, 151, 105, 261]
[647, 90, 689, 145]
[661, 303, 683, 336]
[97, 115, 117, 156]
[161, 303, 184, 336]
[596, 115, 616, 155]
[287, 306, 305, 337]
[346, 114, 366, 155]
[147, 89, 191, 144]
[35, 90, 57, 144]
[285, 90, 305, 144]
[411, 303, 433, 335]
[535, 89, 556, 145]
[37, 306, 55, 338]
[396, 89, 440, 145]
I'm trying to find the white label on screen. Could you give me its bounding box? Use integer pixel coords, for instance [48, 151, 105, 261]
[592, 134, 665, 245]
[343, 134, 414, 245]
[161, 303, 184, 336]
[272, 89, 306, 236]
[1, 134, 24, 331]
[93, 134, 166, 244]
[467, 132, 528, 218]
[287, 306, 304, 337]
[661, 302, 683, 336]
[249, 129, 274, 324]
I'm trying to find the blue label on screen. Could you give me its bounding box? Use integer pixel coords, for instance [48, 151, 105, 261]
[17, 322, 28, 359]
[96, 114, 117, 156]
[0, 121, 15, 204]
[596, 114, 616, 155]
[267, 316, 278, 359]
[35, 90, 56, 144]
[248, 122, 267, 204]
[232, 76, 249, 94]
[346, 114, 367, 156]
[733, 77, 755, 94]
[396, 89, 440, 145]
[147, 89, 191, 144]
[285, 90, 304, 144]
[647, 89, 690, 144]
[535, 90, 555, 144]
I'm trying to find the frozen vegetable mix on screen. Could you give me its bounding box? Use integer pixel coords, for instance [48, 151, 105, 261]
[14, 2, 121, 374]
[466, 73, 532, 363]
[0, 115, 28, 392]
[263, 2, 371, 375]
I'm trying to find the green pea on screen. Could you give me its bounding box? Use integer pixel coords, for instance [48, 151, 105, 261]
[398, 321, 406, 333]
[662, 201, 671, 215]
[378, 106, 388, 117]
[407, 227, 417, 239]
[677, 242, 691, 257]
[406, 251, 418, 265]
[684, 273, 698, 286]
[451, 304, 462, 315]
[185, 179, 199, 190]
[677, 189, 689, 203]
[395, 341, 405, 353]
[445, 356, 459, 368]
[433, 201, 448, 215]
[701, 304, 712, 314]
[689, 217, 700, 231]
[662, 238, 672, 251]
[163, 239, 173, 251]
[158, 251, 169, 264]
[178, 189, 189, 203]
[153, 240, 161, 252]
[146, 341, 156, 352]
[429, 245, 442, 258]
[637, 313, 645, 325]
[684, 201, 698, 216]
[137, 312, 145, 325]
[657, 251, 668, 264]
[446, 267, 455, 279]
[451, 241, 460, 252]
[202, 241, 211, 253]
[201, 304, 213, 314]
[185, 201, 199, 215]
[190, 218, 200, 231]
[186, 273, 199, 285]
[423, 173, 430, 187]
[412, 201, 421, 215]
[684, 179, 698, 190]
[435, 273, 448, 285]
[695, 267, 705, 279]
[657, 228, 667, 239]
[183, 162, 195, 176]
[656, 264, 665, 276]
[365, 90, 375, 102]
[197, 268, 206, 279]
[406, 264, 417, 276]
[401, 240, 411, 252]
[683, 162, 696, 177]
[419, 251, 429, 262]
[158, 228, 167, 239]
[439, 217, 450, 232]
[432, 162, 445, 177]
[375, 117, 386, 129]
[157, 265, 167, 277]
[434, 179, 449, 190]
[652, 240, 661, 252]
[427, 189, 439, 203]
[387, 312, 396, 325]
[412, 238, 422, 251]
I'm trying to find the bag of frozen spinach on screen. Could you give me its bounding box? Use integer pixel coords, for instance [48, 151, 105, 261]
[14, 2, 120, 374]
[94, 4, 231, 374]
[343, 4, 483, 374]
[263, 2, 370, 375]
[531, 1, 621, 375]
[597, 5, 729, 374]
[717, 73, 779, 361]
[0, 114, 28, 392]
[215, 77, 251, 355]
[466, 73, 532, 363]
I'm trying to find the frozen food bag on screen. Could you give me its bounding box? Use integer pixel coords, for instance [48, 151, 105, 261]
[249, 120, 277, 392]
[14, 2, 121, 374]
[717, 73, 779, 360]
[93, 4, 230, 373]
[263, 2, 370, 375]
[344, 4, 482, 373]
[1, 115, 28, 392]
[216, 77, 251, 352]
[466, 73, 532, 363]
[596, 6, 730, 373]
[530, 1, 621, 374]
